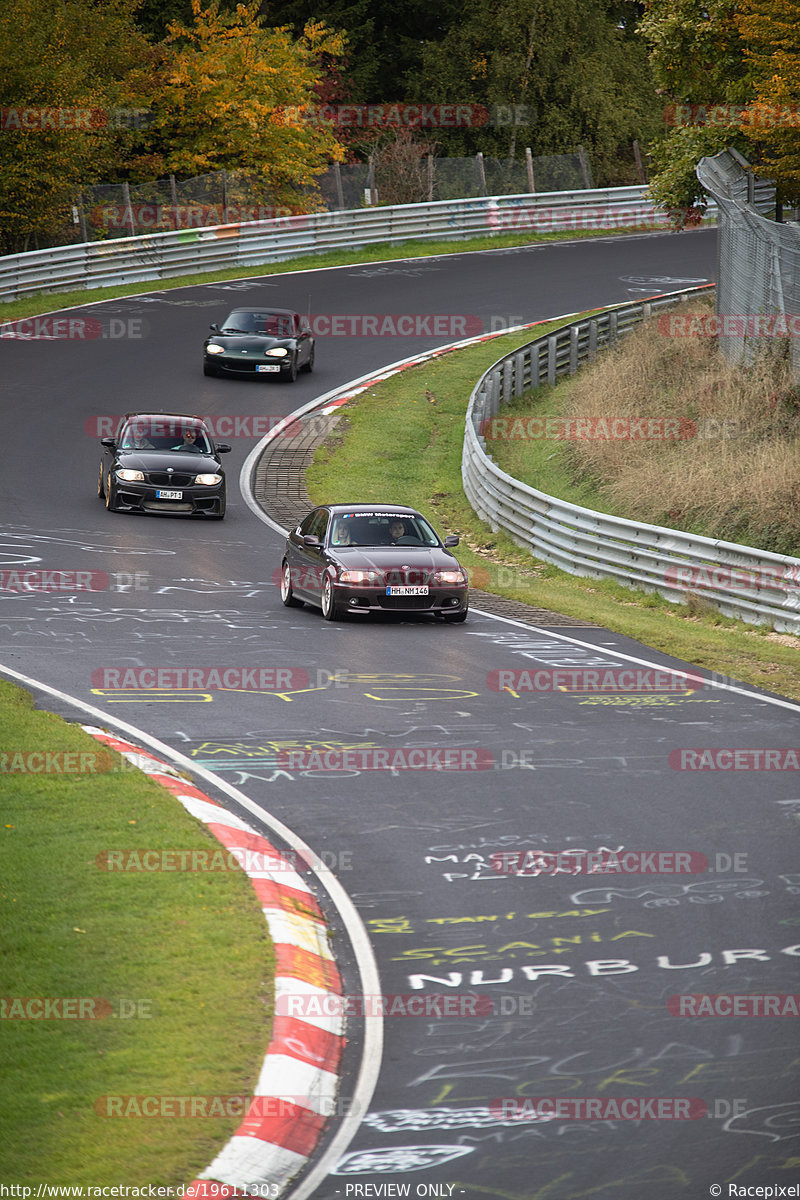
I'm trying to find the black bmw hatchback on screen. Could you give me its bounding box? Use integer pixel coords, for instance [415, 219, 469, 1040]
[203, 307, 315, 381]
[98, 413, 230, 518]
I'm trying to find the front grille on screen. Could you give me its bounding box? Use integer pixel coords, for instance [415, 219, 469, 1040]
[143, 500, 193, 512]
[148, 473, 193, 486]
[383, 570, 432, 587]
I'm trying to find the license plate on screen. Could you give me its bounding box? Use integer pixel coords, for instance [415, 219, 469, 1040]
[387, 586, 429, 596]
[256, 364, 280, 373]
[156, 489, 183, 500]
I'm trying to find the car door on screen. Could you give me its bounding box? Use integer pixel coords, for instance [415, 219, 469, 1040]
[295, 314, 312, 366]
[291, 508, 329, 601]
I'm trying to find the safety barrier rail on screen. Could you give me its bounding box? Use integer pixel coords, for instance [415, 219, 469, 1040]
[1, 186, 695, 303]
[462, 289, 800, 634]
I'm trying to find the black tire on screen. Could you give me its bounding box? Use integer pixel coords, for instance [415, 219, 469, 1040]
[97, 462, 105, 498]
[320, 574, 341, 621]
[283, 355, 298, 383]
[105, 475, 118, 512]
[280, 561, 303, 607]
[301, 345, 315, 373]
[443, 609, 468, 623]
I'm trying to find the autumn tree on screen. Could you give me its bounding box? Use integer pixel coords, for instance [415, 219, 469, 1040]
[0, 0, 153, 252]
[735, 0, 800, 202]
[140, 0, 347, 209]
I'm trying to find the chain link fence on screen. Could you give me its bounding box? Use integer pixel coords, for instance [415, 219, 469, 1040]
[76, 152, 593, 241]
[696, 148, 800, 382]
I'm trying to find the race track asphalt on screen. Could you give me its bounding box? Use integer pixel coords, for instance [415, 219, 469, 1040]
[3, 228, 799, 1199]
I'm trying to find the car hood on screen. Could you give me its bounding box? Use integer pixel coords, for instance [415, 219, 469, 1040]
[206, 334, 293, 351]
[116, 450, 222, 472]
[331, 547, 461, 571]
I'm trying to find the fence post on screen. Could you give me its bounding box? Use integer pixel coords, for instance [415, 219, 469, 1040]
[366, 156, 377, 206]
[476, 152, 487, 196]
[121, 182, 135, 237]
[632, 140, 646, 184]
[333, 161, 345, 209]
[525, 148, 535, 194]
[577, 145, 592, 189]
[76, 195, 88, 243]
[169, 174, 180, 229]
[427, 155, 434, 202]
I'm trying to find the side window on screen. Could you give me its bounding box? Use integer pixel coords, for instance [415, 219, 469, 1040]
[314, 509, 330, 542]
[299, 510, 320, 537]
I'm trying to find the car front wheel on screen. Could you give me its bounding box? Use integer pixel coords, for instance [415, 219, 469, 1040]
[301, 345, 315, 373]
[321, 575, 341, 621]
[105, 475, 118, 512]
[282, 355, 298, 383]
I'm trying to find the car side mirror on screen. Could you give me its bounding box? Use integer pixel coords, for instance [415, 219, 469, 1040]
[303, 534, 321, 547]
[444, 535, 459, 547]
[215, 443, 231, 454]
[101, 437, 116, 448]
[209, 323, 219, 332]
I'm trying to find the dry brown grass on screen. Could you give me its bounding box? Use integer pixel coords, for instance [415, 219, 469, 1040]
[557, 300, 800, 555]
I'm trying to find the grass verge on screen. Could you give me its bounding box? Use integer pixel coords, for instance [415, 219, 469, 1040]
[305, 322, 800, 702]
[0, 221, 691, 323]
[0, 679, 273, 1183]
[486, 298, 800, 556]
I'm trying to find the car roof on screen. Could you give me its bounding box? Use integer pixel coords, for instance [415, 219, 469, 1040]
[123, 411, 209, 424]
[226, 307, 298, 317]
[325, 504, 420, 516]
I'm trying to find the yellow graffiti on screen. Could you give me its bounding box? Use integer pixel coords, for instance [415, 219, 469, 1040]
[366, 909, 612, 935]
[390, 931, 655, 965]
[574, 694, 721, 706]
[90, 688, 213, 703]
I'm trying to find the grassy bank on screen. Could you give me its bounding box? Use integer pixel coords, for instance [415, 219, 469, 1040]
[486, 298, 800, 556]
[0, 679, 273, 1182]
[306, 322, 800, 702]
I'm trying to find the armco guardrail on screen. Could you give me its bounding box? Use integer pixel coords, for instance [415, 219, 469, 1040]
[462, 289, 800, 634]
[0, 186, 696, 303]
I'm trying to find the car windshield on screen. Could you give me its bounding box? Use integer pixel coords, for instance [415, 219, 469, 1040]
[221, 311, 296, 336]
[118, 421, 212, 454]
[328, 514, 440, 548]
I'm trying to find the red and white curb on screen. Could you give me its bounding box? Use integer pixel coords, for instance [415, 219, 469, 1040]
[83, 726, 346, 1195]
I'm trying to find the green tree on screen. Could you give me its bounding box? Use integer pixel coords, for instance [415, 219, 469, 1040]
[411, 0, 662, 184]
[0, 0, 153, 252]
[639, 0, 752, 217]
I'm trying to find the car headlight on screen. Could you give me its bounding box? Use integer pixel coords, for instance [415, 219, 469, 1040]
[206, 344, 225, 355]
[339, 568, 383, 585]
[265, 347, 289, 357]
[116, 469, 144, 482]
[434, 569, 466, 585]
[195, 473, 222, 486]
